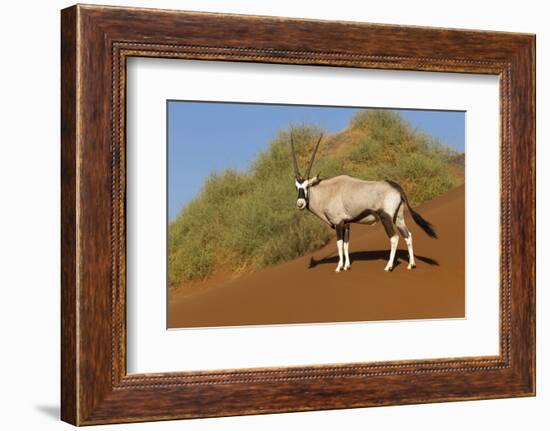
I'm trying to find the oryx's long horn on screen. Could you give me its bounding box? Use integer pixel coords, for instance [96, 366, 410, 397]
[290, 131, 302, 179]
[305, 134, 323, 180]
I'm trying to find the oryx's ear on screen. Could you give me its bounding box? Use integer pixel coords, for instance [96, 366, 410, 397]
[309, 174, 321, 186]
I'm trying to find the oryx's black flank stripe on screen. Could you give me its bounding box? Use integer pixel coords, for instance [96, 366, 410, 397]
[347, 208, 377, 224]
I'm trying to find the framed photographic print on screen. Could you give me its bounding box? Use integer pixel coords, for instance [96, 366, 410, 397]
[164, 101, 464, 330]
[61, 4, 535, 425]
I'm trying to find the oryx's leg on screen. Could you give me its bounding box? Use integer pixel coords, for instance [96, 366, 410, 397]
[379, 212, 399, 272]
[395, 205, 416, 270]
[343, 225, 351, 270]
[335, 224, 345, 272]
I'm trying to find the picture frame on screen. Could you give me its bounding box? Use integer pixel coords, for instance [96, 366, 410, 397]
[60, 4, 535, 425]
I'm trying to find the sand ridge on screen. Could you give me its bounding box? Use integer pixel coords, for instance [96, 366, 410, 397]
[168, 185, 465, 328]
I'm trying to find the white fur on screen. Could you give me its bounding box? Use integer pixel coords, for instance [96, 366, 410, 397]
[296, 198, 307, 209]
[404, 233, 416, 269]
[384, 235, 399, 271]
[343, 227, 351, 270]
[335, 239, 344, 272]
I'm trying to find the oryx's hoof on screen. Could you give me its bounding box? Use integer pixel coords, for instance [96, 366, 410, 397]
[335, 267, 343, 273]
[384, 265, 393, 272]
[344, 265, 351, 271]
[407, 263, 416, 270]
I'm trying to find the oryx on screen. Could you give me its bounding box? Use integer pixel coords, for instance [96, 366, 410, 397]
[290, 133, 437, 272]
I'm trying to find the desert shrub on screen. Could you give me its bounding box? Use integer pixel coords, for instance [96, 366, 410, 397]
[168, 111, 463, 288]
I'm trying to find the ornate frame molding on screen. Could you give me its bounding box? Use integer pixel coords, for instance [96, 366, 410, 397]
[61, 5, 535, 425]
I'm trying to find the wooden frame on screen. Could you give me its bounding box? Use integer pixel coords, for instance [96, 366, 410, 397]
[61, 4, 535, 425]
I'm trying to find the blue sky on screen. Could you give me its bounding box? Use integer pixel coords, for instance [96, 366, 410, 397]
[168, 101, 465, 221]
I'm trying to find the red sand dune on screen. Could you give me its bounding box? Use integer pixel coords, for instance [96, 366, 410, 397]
[168, 185, 465, 328]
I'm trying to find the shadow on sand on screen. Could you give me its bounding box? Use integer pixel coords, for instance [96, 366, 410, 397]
[308, 250, 439, 269]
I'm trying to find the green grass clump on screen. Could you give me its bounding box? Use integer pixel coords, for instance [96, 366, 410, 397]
[346, 110, 461, 205]
[168, 111, 464, 288]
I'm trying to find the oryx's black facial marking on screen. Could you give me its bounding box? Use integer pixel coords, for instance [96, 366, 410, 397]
[295, 178, 310, 210]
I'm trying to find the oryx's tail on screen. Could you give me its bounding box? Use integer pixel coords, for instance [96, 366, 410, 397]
[386, 180, 438, 239]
